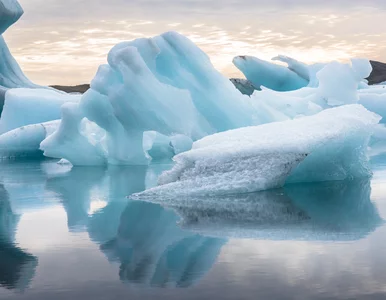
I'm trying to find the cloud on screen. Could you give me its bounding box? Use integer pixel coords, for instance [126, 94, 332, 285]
[3, 0, 386, 85]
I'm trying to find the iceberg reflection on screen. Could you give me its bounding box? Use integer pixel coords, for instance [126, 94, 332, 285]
[1, 160, 382, 292]
[83, 163, 225, 288]
[91, 200, 225, 287]
[46, 166, 106, 230]
[0, 184, 37, 291]
[141, 179, 383, 241]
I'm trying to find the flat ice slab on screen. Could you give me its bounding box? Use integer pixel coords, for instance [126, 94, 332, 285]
[133, 105, 380, 197]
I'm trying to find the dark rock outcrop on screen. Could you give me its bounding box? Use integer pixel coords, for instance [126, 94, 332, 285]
[50, 84, 90, 94]
[368, 61, 386, 85]
[229, 78, 257, 96]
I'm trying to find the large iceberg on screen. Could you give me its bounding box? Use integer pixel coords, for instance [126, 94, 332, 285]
[133, 105, 380, 197]
[40, 32, 259, 165]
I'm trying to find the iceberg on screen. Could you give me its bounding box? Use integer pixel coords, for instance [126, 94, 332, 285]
[233, 55, 309, 91]
[144, 131, 193, 161]
[0, 0, 77, 158]
[272, 55, 324, 87]
[0, 0, 23, 35]
[0, 120, 58, 158]
[359, 92, 386, 123]
[234, 54, 373, 92]
[0, 37, 41, 92]
[0, 0, 44, 99]
[1, 0, 386, 169]
[133, 105, 380, 197]
[40, 102, 107, 166]
[41, 32, 259, 165]
[0, 89, 80, 134]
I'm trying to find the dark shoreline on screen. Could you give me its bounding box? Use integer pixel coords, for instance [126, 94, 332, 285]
[51, 60, 386, 94]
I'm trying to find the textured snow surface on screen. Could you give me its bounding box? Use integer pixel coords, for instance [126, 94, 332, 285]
[133, 105, 380, 197]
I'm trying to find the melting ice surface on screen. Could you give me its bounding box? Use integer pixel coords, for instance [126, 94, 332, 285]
[0, 159, 385, 299]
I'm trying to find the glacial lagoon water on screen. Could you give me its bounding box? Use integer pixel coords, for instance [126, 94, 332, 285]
[0, 158, 386, 299]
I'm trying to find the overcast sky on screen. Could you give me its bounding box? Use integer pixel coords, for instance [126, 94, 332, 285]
[4, 0, 386, 85]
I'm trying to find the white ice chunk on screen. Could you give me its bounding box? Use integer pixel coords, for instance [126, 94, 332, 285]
[359, 92, 386, 123]
[316, 62, 360, 106]
[134, 105, 380, 197]
[351, 58, 373, 81]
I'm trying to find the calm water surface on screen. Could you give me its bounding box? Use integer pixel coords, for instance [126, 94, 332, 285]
[1, 158, 386, 299]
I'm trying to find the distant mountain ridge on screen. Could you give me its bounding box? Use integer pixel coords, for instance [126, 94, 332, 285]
[51, 60, 386, 94]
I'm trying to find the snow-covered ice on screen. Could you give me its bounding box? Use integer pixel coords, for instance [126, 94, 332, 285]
[133, 105, 379, 197]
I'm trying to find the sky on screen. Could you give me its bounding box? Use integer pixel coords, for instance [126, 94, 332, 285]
[3, 0, 386, 85]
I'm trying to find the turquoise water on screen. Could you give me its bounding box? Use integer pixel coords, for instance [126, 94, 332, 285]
[0, 158, 386, 299]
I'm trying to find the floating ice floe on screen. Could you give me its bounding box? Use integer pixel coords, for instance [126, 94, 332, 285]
[133, 105, 380, 197]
